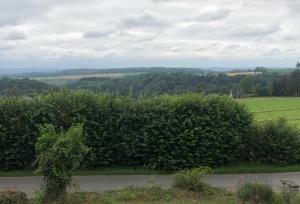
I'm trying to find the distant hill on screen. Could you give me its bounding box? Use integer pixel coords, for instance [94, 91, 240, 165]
[67, 72, 283, 97]
[11, 67, 208, 78]
[67, 72, 239, 96]
[0, 78, 56, 97]
[59, 67, 208, 75]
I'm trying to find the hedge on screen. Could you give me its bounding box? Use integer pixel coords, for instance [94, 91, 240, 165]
[248, 119, 300, 165]
[0, 90, 254, 170]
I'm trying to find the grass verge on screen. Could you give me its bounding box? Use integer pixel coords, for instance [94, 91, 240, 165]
[213, 164, 300, 174]
[30, 186, 234, 204]
[0, 167, 172, 177]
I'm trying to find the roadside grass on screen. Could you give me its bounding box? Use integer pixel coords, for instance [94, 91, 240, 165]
[2, 164, 300, 177]
[213, 164, 300, 174]
[73, 167, 172, 176]
[30, 186, 235, 204]
[0, 167, 172, 177]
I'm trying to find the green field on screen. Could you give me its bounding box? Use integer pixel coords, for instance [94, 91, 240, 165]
[239, 97, 300, 127]
[266, 68, 294, 74]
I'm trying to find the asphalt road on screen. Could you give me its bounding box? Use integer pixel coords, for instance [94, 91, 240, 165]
[1, 173, 300, 198]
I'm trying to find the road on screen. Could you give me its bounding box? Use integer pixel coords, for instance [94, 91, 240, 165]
[1, 173, 300, 198]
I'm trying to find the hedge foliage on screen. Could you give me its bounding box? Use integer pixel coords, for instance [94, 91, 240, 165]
[248, 119, 300, 165]
[0, 90, 254, 170]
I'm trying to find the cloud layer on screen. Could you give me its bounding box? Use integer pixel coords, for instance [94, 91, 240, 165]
[0, 0, 299, 69]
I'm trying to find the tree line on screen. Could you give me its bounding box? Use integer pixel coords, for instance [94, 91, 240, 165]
[0, 77, 56, 97]
[67, 72, 282, 98]
[2, 68, 300, 98]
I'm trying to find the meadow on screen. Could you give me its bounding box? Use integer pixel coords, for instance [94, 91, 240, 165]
[239, 97, 300, 127]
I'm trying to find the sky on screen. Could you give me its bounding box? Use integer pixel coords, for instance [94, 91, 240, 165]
[0, 0, 300, 70]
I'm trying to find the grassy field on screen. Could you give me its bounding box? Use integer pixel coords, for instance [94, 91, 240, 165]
[266, 68, 294, 74]
[238, 97, 300, 127]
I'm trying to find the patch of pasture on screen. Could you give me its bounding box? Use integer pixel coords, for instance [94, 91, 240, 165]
[238, 97, 300, 127]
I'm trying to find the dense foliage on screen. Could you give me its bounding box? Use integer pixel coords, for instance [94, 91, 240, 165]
[35, 124, 88, 200]
[68, 72, 281, 97]
[272, 69, 300, 96]
[0, 78, 56, 97]
[0, 90, 253, 170]
[248, 119, 300, 165]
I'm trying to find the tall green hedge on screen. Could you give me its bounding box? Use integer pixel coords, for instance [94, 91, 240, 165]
[248, 119, 300, 165]
[0, 91, 254, 170]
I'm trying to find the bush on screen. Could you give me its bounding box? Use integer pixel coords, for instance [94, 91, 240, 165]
[249, 119, 300, 165]
[35, 124, 89, 201]
[237, 182, 276, 204]
[0, 191, 28, 204]
[0, 91, 254, 170]
[172, 167, 212, 191]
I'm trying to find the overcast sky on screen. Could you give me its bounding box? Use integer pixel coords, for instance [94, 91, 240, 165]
[0, 0, 299, 69]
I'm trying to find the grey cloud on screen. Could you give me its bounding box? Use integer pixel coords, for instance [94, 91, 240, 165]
[5, 31, 27, 40]
[122, 12, 167, 28]
[0, 18, 21, 27]
[230, 25, 280, 37]
[83, 30, 115, 39]
[0, 0, 51, 27]
[119, 31, 158, 42]
[286, 0, 300, 13]
[150, 0, 195, 2]
[192, 9, 232, 22]
[225, 44, 241, 50]
[151, 0, 172, 1]
[0, 0, 298, 68]
[0, 45, 14, 50]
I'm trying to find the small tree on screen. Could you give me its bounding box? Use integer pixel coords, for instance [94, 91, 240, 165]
[239, 77, 255, 97]
[35, 124, 89, 201]
[296, 62, 300, 69]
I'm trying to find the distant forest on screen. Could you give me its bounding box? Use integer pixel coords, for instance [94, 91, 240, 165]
[67, 72, 282, 97]
[0, 78, 56, 97]
[1, 68, 300, 97]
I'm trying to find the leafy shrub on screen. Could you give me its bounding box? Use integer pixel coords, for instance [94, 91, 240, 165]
[0, 191, 28, 204]
[172, 167, 212, 191]
[35, 124, 89, 201]
[237, 182, 276, 204]
[249, 119, 300, 165]
[0, 90, 254, 170]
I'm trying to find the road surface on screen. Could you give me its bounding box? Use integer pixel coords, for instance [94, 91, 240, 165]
[1, 173, 300, 198]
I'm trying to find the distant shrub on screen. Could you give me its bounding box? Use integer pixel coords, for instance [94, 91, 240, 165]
[0, 191, 28, 204]
[35, 124, 89, 201]
[172, 167, 212, 191]
[237, 182, 275, 204]
[249, 119, 300, 165]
